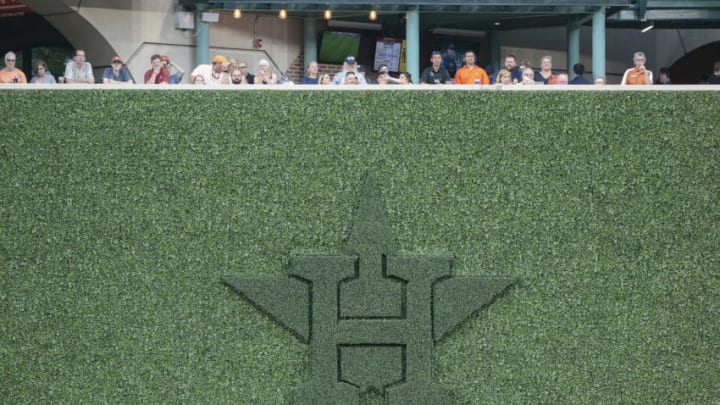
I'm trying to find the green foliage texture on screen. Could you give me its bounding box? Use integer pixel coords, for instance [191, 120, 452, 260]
[1, 89, 719, 404]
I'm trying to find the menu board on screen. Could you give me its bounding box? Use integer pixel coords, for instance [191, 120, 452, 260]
[373, 37, 403, 72]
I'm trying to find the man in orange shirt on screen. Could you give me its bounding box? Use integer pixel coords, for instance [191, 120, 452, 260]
[454, 50, 489, 85]
[0, 51, 27, 84]
[621, 51, 653, 85]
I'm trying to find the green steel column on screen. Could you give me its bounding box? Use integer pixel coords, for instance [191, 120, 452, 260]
[592, 7, 606, 80]
[304, 17, 318, 66]
[567, 22, 580, 75]
[195, 2, 210, 66]
[405, 7, 420, 83]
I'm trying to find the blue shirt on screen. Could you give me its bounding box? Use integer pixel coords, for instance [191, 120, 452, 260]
[102, 67, 132, 83]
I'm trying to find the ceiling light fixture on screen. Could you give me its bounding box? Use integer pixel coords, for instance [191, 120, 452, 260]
[369, 10, 377, 21]
[640, 21, 654, 32]
[279, 9, 287, 19]
[233, 8, 241, 19]
[324, 9, 332, 20]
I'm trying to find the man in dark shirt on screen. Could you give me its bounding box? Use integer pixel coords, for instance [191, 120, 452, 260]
[569, 63, 591, 85]
[707, 61, 720, 84]
[420, 51, 452, 84]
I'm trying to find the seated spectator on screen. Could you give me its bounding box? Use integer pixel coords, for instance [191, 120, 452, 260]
[709, 61, 720, 84]
[144, 54, 170, 84]
[1, 51, 28, 83]
[192, 75, 205, 85]
[254, 59, 278, 85]
[420, 51, 451, 85]
[398, 72, 413, 84]
[161, 55, 184, 84]
[301, 61, 319, 84]
[657, 67, 671, 85]
[594, 76, 606, 85]
[318, 72, 332, 85]
[533, 55, 558, 84]
[621, 51, 653, 85]
[30, 59, 55, 84]
[553, 73, 569, 85]
[229, 69, 247, 85]
[64, 49, 94, 83]
[190, 55, 229, 85]
[102, 56, 133, 84]
[569, 63, 591, 85]
[454, 50, 489, 85]
[333, 56, 366, 85]
[344, 71, 359, 85]
[496, 69, 513, 85]
[237, 61, 254, 84]
[520, 68, 536, 85]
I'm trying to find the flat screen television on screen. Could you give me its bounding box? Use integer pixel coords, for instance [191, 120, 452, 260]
[318, 31, 361, 64]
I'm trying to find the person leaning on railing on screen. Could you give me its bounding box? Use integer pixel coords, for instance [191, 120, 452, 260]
[30, 59, 55, 84]
[1, 51, 28, 84]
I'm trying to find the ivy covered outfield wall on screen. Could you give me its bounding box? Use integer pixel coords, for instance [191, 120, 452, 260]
[1, 89, 719, 403]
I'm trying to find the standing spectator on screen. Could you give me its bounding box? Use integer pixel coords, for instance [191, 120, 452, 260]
[569, 63, 591, 85]
[708, 62, 720, 84]
[161, 55, 184, 84]
[420, 51, 451, 84]
[102, 56, 133, 84]
[657, 67, 672, 85]
[301, 61, 319, 84]
[1, 51, 28, 83]
[253, 59, 278, 85]
[190, 55, 229, 85]
[533, 55, 558, 84]
[30, 59, 55, 84]
[64, 49, 94, 83]
[144, 54, 170, 84]
[491, 54, 522, 84]
[621, 51, 653, 85]
[454, 50, 489, 85]
[333, 56, 366, 85]
[520, 68, 536, 85]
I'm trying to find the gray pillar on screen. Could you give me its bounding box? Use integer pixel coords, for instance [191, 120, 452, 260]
[195, 3, 210, 66]
[567, 23, 580, 75]
[304, 17, 318, 66]
[592, 7, 606, 79]
[405, 7, 420, 83]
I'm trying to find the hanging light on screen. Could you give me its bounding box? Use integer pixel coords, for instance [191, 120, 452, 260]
[279, 9, 288, 19]
[640, 21, 654, 33]
[233, 8, 242, 19]
[324, 9, 332, 20]
[369, 9, 378, 21]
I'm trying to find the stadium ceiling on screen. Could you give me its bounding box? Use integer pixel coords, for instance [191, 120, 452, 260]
[180, 0, 720, 31]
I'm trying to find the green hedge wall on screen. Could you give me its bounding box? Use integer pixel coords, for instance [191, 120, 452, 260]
[1, 89, 719, 404]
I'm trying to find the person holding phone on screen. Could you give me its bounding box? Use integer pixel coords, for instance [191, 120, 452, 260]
[621, 51, 653, 85]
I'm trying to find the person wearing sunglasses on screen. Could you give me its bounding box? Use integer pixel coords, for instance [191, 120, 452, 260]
[1, 51, 27, 84]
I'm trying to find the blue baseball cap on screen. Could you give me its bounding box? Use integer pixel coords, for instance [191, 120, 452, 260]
[344, 56, 356, 64]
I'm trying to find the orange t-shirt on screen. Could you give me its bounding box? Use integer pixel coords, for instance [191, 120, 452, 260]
[622, 68, 650, 85]
[454, 65, 489, 85]
[0, 68, 27, 83]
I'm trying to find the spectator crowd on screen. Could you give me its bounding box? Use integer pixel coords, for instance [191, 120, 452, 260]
[3, 49, 720, 86]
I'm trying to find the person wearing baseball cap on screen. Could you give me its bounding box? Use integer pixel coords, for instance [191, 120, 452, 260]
[102, 55, 133, 84]
[332, 55, 366, 85]
[160, 55, 185, 84]
[190, 54, 230, 85]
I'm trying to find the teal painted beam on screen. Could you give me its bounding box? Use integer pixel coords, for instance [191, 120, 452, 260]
[195, 3, 210, 66]
[406, 7, 420, 83]
[304, 17, 318, 68]
[592, 7, 605, 80]
[567, 22, 580, 75]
